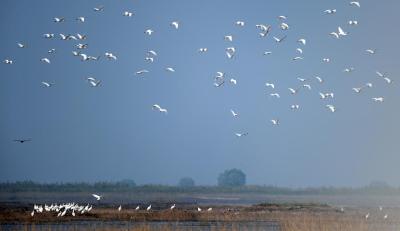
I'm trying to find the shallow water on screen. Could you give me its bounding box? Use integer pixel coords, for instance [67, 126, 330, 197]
[0, 221, 280, 231]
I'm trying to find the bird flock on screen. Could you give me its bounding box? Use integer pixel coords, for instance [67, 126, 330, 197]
[7, 0, 394, 142]
[31, 203, 93, 217]
[30, 193, 213, 218]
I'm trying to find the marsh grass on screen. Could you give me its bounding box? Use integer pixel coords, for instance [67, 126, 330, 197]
[2, 205, 400, 231]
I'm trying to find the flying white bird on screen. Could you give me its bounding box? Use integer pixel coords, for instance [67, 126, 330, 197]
[17, 42, 26, 48]
[324, 9, 337, 14]
[105, 52, 117, 60]
[326, 105, 336, 112]
[59, 34, 77, 40]
[366, 49, 376, 54]
[278, 15, 287, 20]
[296, 48, 303, 54]
[145, 57, 154, 63]
[303, 84, 311, 90]
[376, 71, 385, 77]
[230, 109, 238, 117]
[366, 83, 373, 88]
[224, 35, 233, 42]
[88, 79, 101, 87]
[260, 32, 269, 37]
[265, 83, 275, 89]
[76, 43, 88, 49]
[43, 33, 55, 38]
[280, 22, 289, 30]
[320, 92, 334, 99]
[92, 194, 102, 201]
[329, 32, 339, 39]
[215, 72, 224, 79]
[298, 38, 306, 45]
[226, 47, 236, 59]
[79, 53, 89, 61]
[270, 93, 280, 98]
[352, 87, 362, 93]
[166, 67, 175, 72]
[53, 17, 65, 23]
[3, 59, 13, 64]
[323, 58, 331, 62]
[235, 132, 248, 137]
[87, 77, 97, 82]
[288, 88, 297, 94]
[383, 77, 392, 84]
[256, 24, 269, 31]
[263, 51, 272, 55]
[93, 5, 104, 12]
[291, 104, 300, 110]
[235, 21, 245, 26]
[147, 50, 158, 56]
[297, 77, 306, 82]
[338, 27, 348, 36]
[214, 81, 224, 87]
[76, 17, 85, 23]
[152, 104, 168, 114]
[59, 34, 68, 40]
[344, 67, 355, 73]
[171, 21, 179, 29]
[315, 76, 323, 83]
[41, 82, 54, 87]
[41, 58, 51, 64]
[270, 119, 279, 125]
[136, 69, 149, 75]
[372, 97, 384, 102]
[123, 11, 133, 17]
[258, 24, 271, 37]
[76, 33, 86, 40]
[198, 48, 208, 53]
[293, 56, 304, 61]
[273, 35, 286, 43]
[145, 29, 154, 35]
[48, 48, 56, 54]
[350, 1, 361, 7]
[348, 20, 358, 26]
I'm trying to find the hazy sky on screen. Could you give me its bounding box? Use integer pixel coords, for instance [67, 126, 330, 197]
[1, 0, 400, 187]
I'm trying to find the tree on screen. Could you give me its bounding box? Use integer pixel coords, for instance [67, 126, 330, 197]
[218, 168, 246, 187]
[118, 179, 137, 187]
[178, 177, 195, 187]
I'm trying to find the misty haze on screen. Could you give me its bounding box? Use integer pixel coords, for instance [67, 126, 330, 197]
[1, 0, 400, 230]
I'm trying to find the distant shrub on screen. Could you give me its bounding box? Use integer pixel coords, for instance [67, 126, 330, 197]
[218, 168, 246, 187]
[178, 177, 195, 187]
[118, 179, 137, 187]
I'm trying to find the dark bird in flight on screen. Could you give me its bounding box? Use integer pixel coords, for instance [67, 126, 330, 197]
[13, 139, 31, 143]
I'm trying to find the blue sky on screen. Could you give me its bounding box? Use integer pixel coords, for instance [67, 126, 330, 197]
[1, 0, 399, 187]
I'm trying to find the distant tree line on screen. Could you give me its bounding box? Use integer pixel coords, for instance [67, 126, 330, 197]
[1, 169, 399, 195]
[1, 181, 400, 195]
